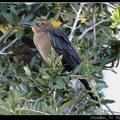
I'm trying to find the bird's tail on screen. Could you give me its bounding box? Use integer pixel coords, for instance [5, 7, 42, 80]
[79, 79, 100, 107]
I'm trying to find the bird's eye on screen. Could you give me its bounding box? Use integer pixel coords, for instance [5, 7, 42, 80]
[36, 21, 41, 25]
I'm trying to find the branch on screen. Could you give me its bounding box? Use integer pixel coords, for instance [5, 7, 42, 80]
[0, 38, 19, 53]
[102, 2, 117, 9]
[75, 24, 81, 30]
[0, 51, 13, 55]
[13, 108, 50, 115]
[70, 4, 77, 14]
[64, 24, 72, 29]
[69, 3, 85, 42]
[67, 86, 85, 115]
[93, 16, 96, 47]
[0, 28, 14, 42]
[104, 104, 115, 115]
[78, 19, 111, 40]
[101, 4, 104, 20]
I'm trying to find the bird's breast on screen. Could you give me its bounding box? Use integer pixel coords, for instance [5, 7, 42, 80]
[33, 32, 58, 63]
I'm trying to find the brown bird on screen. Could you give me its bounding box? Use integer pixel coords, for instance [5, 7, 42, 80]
[13, 43, 37, 64]
[22, 18, 99, 106]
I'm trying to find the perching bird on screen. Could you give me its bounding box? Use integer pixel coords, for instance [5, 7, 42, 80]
[0, 20, 61, 64]
[22, 18, 99, 106]
[12, 43, 38, 64]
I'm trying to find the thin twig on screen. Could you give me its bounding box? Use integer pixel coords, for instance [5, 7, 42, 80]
[109, 110, 120, 114]
[0, 38, 19, 53]
[78, 19, 111, 40]
[101, 4, 104, 20]
[93, 16, 97, 61]
[0, 28, 14, 42]
[93, 16, 96, 47]
[15, 108, 50, 115]
[69, 3, 85, 42]
[53, 88, 57, 98]
[64, 24, 72, 29]
[46, 12, 51, 19]
[66, 86, 85, 115]
[75, 24, 81, 30]
[33, 5, 43, 14]
[70, 4, 77, 14]
[0, 51, 13, 55]
[76, 86, 85, 101]
[15, 98, 39, 102]
[69, 74, 86, 78]
[102, 2, 117, 9]
[104, 104, 115, 115]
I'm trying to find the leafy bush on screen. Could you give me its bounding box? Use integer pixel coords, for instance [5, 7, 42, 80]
[0, 3, 120, 115]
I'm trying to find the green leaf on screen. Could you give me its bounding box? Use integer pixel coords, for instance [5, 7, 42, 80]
[63, 11, 76, 18]
[15, 30, 24, 39]
[89, 99, 99, 104]
[0, 107, 14, 115]
[93, 6, 100, 16]
[26, 5, 32, 11]
[96, 85, 105, 91]
[21, 14, 34, 23]
[0, 4, 7, 12]
[109, 25, 116, 29]
[37, 78, 48, 86]
[14, 75, 30, 82]
[12, 12, 20, 24]
[55, 55, 63, 66]
[23, 66, 31, 78]
[114, 8, 119, 20]
[47, 3, 53, 7]
[73, 62, 85, 74]
[96, 80, 106, 84]
[20, 14, 25, 23]
[110, 15, 116, 22]
[42, 75, 53, 80]
[59, 99, 77, 111]
[101, 56, 115, 67]
[56, 76, 65, 89]
[10, 99, 15, 111]
[50, 48, 56, 58]
[118, 21, 120, 25]
[1, 12, 15, 25]
[30, 56, 36, 68]
[101, 99, 115, 104]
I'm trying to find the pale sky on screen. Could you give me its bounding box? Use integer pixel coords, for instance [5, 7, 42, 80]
[103, 64, 120, 114]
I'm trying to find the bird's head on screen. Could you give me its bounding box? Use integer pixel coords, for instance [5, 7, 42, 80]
[22, 17, 53, 33]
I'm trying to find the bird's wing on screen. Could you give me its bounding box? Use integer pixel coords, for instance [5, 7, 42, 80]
[47, 28, 82, 70]
[47, 29, 99, 105]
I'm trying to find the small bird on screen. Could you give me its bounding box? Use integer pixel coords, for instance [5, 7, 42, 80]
[22, 18, 99, 106]
[0, 23, 38, 64]
[12, 43, 38, 64]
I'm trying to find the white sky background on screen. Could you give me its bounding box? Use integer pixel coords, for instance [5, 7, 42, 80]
[103, 64, 120, 113]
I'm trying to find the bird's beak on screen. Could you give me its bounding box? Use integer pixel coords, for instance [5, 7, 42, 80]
[22, 22, 36, 27]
